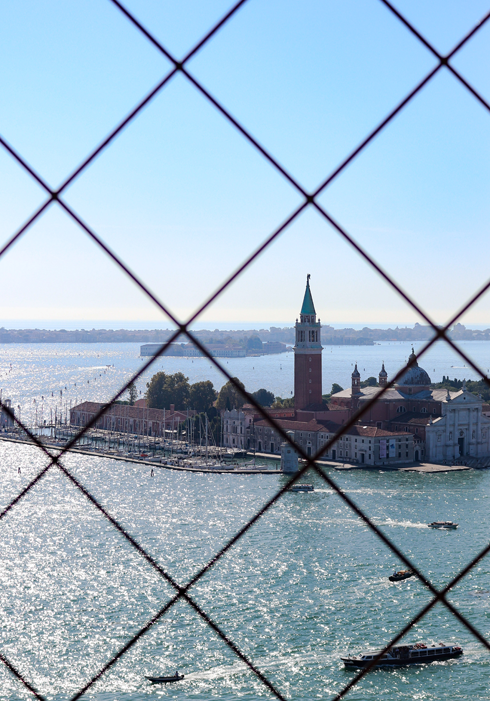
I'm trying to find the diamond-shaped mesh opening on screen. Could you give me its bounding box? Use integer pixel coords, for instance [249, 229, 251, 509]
[2, 1, 490, 699]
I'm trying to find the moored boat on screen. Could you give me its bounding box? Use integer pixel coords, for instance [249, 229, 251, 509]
[428, 521, 458, 529]
[341, 642, 463, 668]
[389, 569, 414, 582]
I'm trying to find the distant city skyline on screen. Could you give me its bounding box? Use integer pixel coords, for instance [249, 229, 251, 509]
[1, 319, 490, 332]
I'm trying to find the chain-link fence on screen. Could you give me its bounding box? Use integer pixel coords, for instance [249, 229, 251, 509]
[2, 1, 490, 698]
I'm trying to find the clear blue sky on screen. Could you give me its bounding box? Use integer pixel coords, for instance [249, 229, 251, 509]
[1, 0, 490, 329]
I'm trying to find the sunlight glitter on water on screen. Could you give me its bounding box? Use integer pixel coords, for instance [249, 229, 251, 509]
[1, 339, 490, 430]
[0, 443, 489, 699]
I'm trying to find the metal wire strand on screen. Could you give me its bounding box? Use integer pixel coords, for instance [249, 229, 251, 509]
[2, 2, 490, 699]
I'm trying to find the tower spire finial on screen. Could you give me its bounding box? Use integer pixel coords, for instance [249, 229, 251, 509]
[300, 275, 316, 315]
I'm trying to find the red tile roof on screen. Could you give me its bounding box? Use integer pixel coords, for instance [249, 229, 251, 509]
[254, 416, 409, 438]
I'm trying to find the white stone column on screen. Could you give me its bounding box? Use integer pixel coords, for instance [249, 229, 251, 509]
[468, 407, 473, 457]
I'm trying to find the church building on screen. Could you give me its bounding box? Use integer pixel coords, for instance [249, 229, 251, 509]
[222, 276, 490, 466]
[224, 276, 412, 466]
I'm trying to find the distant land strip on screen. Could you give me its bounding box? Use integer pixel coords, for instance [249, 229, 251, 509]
[0, 322, 486, 345]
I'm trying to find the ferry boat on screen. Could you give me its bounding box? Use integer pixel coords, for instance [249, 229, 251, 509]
[388, 569, 414, 582]
[341, 642, 463, 668]
[428, 521, 458, 529]
[289, 483, 314, 492]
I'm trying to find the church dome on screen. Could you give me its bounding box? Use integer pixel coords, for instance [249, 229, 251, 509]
[398, 348, 431, 387]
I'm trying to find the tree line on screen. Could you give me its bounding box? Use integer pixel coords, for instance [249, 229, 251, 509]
[145, 372, 278, 412]
[432, 377, 490, 402]
[144, 372, 354, 412]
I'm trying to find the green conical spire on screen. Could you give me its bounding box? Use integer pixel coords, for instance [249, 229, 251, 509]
[301, 274, 316, 315]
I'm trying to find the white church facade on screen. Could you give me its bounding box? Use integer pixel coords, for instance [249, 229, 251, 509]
[426, 386, 490, 463]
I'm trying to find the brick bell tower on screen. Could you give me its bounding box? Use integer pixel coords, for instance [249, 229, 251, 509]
[294, 275, 323, 410]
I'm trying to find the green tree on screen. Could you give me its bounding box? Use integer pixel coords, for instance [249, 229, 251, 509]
[246, 335, 263, 351]
[127, 381, 138, 406]
[272, 396, 295, 408]
[360, 377, 377, 388]
[189, 380, 217, 413]
[215, 377, 246, 410]
[322, 383, 344, 403]
[251, 388, 275, 407]
[145, 371, 190, 409]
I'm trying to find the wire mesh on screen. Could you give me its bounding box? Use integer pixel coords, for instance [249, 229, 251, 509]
[1, 1, 490, 698]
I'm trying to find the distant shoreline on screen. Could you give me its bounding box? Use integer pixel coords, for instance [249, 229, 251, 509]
[0, 322, 486, 345]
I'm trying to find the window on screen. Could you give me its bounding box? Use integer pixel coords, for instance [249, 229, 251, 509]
[398, 452, 401, 458]
[406, 452, 408, 457]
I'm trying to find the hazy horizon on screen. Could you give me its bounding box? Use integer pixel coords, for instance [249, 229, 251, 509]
[0, 319, 489, 332]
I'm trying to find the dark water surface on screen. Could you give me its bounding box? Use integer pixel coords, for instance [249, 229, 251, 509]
[1, 442, 489, 700]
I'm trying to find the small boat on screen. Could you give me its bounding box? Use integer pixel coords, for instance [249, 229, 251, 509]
[146, 673, 184, 684]
[289, 483, 314, 492]
[389, 569, 414, 582]
[428, 521, 458, 529]
[341, 642, 463, 668]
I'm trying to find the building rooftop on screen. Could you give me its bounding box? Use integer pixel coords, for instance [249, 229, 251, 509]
[387, 412, 434, 426]
[331, 386, 462, 403]
[254, 417, 412, 438]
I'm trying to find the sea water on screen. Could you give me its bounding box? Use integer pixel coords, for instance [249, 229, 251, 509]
[1, 341, 490, 699]
[0, 443, 490, 700]
[0, 338, 489, 425]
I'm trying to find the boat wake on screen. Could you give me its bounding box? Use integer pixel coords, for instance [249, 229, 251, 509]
[372, 518, 427, 529]
[185, 651, 335, 682]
